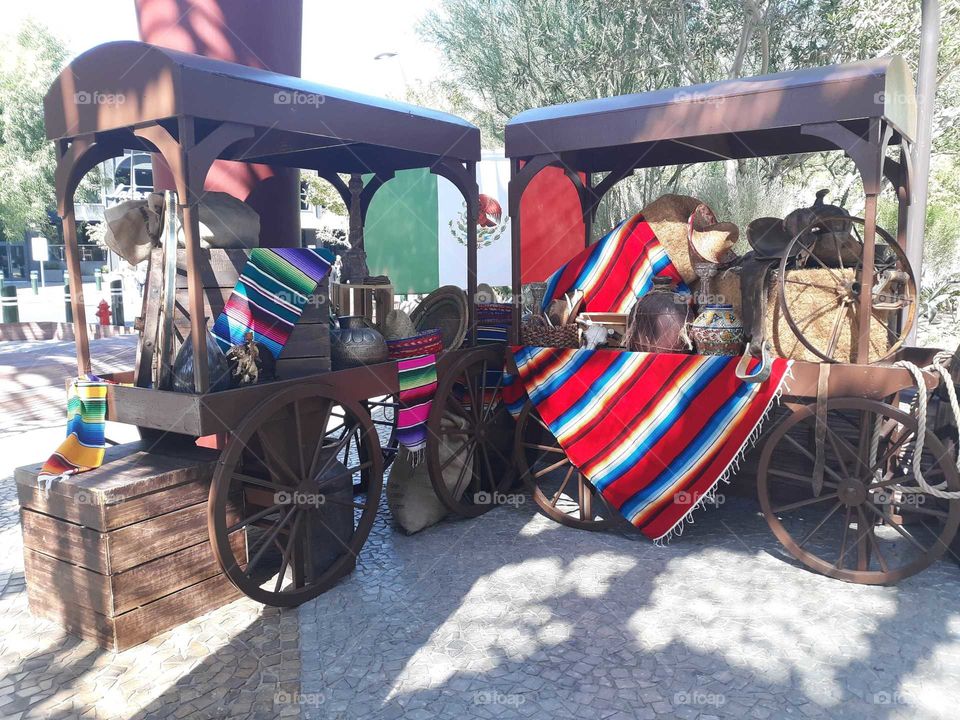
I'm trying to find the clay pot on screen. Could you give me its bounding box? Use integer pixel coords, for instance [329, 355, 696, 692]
[626, 276, 693, 353]
[689, 304, 744, 356]
[331, 316, 388, 369]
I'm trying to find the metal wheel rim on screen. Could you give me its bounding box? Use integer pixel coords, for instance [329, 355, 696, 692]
[758, 397, 960, 584]
[777, 218, 916, 364]
[426, 346, 516, 517]
[208, 383, 383, 606]
[515, 400, 615, 530]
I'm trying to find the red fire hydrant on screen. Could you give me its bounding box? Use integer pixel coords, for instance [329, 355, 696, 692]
[95, 299, 112, 326]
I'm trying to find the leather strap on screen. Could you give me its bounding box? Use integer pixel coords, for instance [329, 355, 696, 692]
[739, 256, 779, 356]
[812, 363, 831, 496]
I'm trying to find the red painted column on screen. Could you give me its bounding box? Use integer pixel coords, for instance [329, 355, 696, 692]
[135, 0, 303, 247]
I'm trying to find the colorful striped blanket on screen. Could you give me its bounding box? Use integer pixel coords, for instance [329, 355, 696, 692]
[38, 376, 108, 488]
[504, 347, 790, 541]
[476, 302, 513, 345]
[542, 212, 687, 313]
[388, 330, 443, 462]
[211, 247, 334, 358]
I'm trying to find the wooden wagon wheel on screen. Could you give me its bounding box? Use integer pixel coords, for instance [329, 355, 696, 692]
[777, 218, 916, 363]
[366, 395, 400, 472]
[208, 383, 383, 606]
[514, 400, 614, 530]
[426, 346, 516, 517]
[758, 397, 960, 584]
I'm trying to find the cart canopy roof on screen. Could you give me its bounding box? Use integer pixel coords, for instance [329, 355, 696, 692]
[504, 56, 915, 172]
[44, 41, 480, 172]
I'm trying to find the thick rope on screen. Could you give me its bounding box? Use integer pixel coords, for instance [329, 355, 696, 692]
[892, 352, 960, 499]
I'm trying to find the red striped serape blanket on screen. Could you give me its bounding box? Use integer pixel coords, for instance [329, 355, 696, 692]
[504, 347, 790, 541]
[387, 330, 443, 463]
[211, 247, 334, 358]
[541, 211, 687, 313]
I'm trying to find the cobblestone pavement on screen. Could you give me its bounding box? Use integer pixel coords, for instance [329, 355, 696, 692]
[300, 498, 960, 720]
[2, 339, 960, 719]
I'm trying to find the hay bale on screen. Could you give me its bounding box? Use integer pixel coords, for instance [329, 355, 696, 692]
[641, 194, 703, 284]
[694, 267, 891, 362]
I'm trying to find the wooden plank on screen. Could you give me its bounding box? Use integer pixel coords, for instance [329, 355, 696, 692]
[15, 443, 217, 506]
[275, 357, 332, 379]
[175, 249, 248, 289]
[197, 360, 398, 434]
[280, 323, 330, 360]
[106, 501, 239, 573]
[104, 384, 204, 435]
[21, 500, 239, 574]
[112, 573, 242, 651]
[23, 531, 245, 617]
[112, 531, 245, 615]
[26, 571, 242, 651]
[21, 509, 109, 573]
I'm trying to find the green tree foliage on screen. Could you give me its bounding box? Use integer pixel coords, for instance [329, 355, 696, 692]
[0, 21, 68, 242]
[422, 0, 960, 258]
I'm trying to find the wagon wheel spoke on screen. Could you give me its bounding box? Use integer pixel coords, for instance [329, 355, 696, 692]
[315, 423, 360, 479]
[228, 502, 285, 534]
[275, 510, 303, 593]
[450, 447, 477, 501]
[863, 433, 916, 484]
[293, 400, 307, 479]
[463, 370, 482, 424]
[797, 502, 843, 548]
[551, 465, 575, 507]
[523, 441, 566, 454]
[321, 494, 368, 511]
[315, 460, 375, 490]
[246, 505, 297, 578]
[445, 395, 474, 424]
[861, 507, 890, 574]
[767, 467, 838, 491]
[782, 434, 845, 485]
[800, 245, 845, 285]
[772, 492, 839, 514]
[482, 368, 505, 422]
[790, 296, 843, 330]
[836, 506, 853, 569]
[862, 500, 929, 553]
[785, 277, 844, 293]
[439, 438, 475, 474]
[535, 456, 571, 479]
[824, 430, 853, 479]
[824, 303, 849, 358]
[255, 432, 302, 488]
[307, 402, 333, 477]
[233, 472, 288, 492]
[478, 442, 496, 490]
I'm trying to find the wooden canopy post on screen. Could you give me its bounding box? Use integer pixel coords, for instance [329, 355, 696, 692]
[54, 136, 123, 376]
[133, 120, 253, 393]
[431, 158, 479, 345]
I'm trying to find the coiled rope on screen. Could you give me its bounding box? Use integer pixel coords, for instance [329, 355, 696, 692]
[891, 351, 960, 500]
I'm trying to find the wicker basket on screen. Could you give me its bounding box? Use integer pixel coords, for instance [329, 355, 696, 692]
[520, 321, 580, 348]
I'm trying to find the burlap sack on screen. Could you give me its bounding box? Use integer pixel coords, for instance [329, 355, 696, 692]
[386, 414, 474, 534]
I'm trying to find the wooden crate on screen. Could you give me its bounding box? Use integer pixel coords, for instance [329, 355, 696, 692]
[172, 249, 331, 378]
[331, 282, 394, 329]
[15, 442, 245, 651]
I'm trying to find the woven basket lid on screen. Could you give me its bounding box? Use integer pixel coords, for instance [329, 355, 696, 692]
[411, 285, 468, 350]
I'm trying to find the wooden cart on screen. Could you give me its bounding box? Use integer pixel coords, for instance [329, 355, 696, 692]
[45, 41, 515, 607]
[504, 57, 960, 585]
